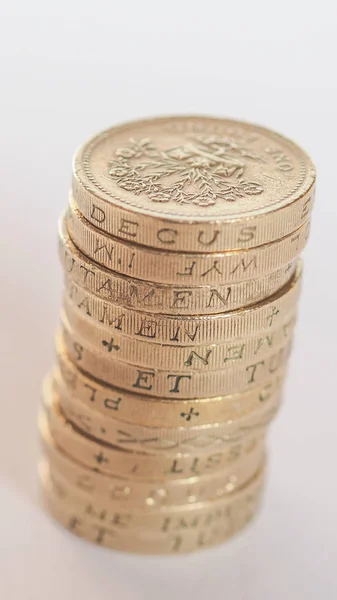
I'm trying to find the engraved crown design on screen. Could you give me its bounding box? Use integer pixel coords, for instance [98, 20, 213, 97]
[108, 136, 264, 207]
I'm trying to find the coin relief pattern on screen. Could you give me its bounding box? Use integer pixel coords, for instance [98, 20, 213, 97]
[74, 117, 314, 218]
[108, 135, 265, 207]
[39, 116, 316, 554]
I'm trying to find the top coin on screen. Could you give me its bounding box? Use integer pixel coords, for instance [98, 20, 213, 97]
[72, 116, 316, 252]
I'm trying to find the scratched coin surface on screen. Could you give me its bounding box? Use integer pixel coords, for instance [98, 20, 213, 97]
[72, 116, 315, 252]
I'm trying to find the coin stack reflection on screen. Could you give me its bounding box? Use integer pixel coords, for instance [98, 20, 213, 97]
[39, 117, 316, 554]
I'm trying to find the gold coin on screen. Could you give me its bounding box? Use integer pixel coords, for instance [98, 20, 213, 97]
[61, 326, 292, 399]
[62, 295, 297, 372]
[40, 459, 264, 535]
[67, 198, 310, 286]
[41, 381, 267, 480]
[41, 469, 263, 554]
[55, 338, 285, 429]
[63, 262, 302, 345]
[54, 372, 280, 454]
[60, 215, 298, 316]
[40, 416, 265, 506]
[72, 115, 315, 252]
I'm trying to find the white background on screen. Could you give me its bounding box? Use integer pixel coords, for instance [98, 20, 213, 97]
[1, 1, 337, 599]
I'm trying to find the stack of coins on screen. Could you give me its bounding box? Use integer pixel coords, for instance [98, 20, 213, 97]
[39, 116, 316, 554]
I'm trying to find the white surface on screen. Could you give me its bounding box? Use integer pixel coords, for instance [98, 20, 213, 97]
[0, 2, 337, 599]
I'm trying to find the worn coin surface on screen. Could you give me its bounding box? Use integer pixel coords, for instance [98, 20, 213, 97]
[72, 116, 315, 252]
